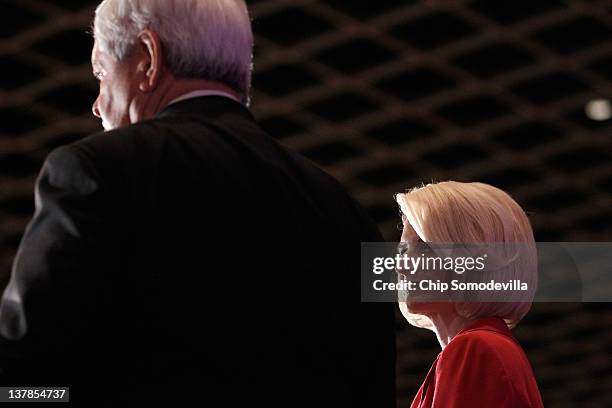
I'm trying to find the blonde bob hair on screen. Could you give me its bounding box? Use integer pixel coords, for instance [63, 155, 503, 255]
[395, 181, 537, 329]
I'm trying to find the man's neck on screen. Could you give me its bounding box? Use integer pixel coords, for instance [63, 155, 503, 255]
[131, 77, 242, 125]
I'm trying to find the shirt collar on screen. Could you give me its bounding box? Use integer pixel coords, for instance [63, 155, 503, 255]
[167, 89, 241, 107]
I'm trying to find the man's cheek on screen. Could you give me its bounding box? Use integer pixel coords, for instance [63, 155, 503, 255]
[99, 101, 116, 130]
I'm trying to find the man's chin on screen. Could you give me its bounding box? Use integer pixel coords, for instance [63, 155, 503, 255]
[102, 121, 117, 131]
[102, 117, 132, 131]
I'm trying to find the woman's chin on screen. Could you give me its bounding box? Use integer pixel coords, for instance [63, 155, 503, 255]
[399, 301, 430, 319]
[400, 301, 454, 320]
[405, 301, 429, 313]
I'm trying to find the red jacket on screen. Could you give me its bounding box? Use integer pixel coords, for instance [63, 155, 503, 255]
[410, 317, 544, 408]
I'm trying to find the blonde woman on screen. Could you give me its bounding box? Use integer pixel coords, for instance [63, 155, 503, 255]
[396, 181, 543, 408]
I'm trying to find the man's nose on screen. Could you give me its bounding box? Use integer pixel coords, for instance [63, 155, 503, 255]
[92, 97, 101, 118]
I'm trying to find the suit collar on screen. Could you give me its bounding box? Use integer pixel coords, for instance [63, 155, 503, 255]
[156, 95, 252, 121]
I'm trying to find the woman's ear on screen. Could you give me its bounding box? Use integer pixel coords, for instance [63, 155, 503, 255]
[137, 29, 164, 92]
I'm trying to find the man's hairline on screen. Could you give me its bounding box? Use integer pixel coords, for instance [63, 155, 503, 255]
[91, 31, 249, 103]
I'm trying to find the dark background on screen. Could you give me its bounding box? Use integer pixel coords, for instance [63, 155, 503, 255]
[1, 0, 611, 406]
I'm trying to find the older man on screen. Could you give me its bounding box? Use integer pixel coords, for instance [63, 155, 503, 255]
[0, 0, 395, 407]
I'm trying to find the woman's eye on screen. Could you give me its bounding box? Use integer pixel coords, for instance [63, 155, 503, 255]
[397, 218, 404, 230]
[397, 214, 407, 230]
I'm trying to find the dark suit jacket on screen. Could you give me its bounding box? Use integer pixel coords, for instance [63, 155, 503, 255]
[0, 96, 395, 407]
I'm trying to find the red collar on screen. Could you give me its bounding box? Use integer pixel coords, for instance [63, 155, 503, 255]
[455, 317, 514, 339]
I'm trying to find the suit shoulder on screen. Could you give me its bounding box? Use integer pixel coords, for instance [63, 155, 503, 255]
[40, 144, 101, 194]
[289, 153, 382, 240]
[441, 329, 523, 368]
[72, 121, 161, 158]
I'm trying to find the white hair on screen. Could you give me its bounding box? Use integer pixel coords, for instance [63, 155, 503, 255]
[396, 181, 537, 329]
[93, 0, 253, 100]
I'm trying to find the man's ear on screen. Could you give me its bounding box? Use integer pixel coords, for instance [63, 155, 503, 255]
[137, 29, 164, 92]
